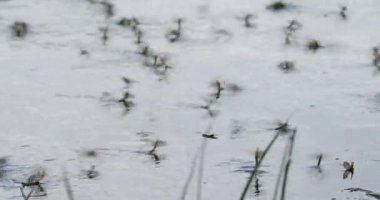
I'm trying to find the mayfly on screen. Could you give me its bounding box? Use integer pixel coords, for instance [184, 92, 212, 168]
[342, 161, 354, 179]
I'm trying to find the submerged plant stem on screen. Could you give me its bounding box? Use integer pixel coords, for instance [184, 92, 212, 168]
[63, 169, 75, 200]
[180, 148, 201, 200]
[272, 142, 290, 200]
[197, 138, 208, 200]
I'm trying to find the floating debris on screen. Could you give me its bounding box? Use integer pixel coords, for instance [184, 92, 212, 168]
[316, 153, 323, 168]
[99, 1, 114, 18]
[345, 188, 380, 199]
[99, 27, 109, 44]
[11, 21, 28, 38]
[80, 49, 89, 56]
[117, 17, 139, 28]
[284, 20, 301, 44]
[62, 169, 75, 200]
[86, 165, 99, 179]
[135, 29, 143, 44]
[230, 121, 244, 139]
[278, 61, 295, 73]
[0, 157, 8, 179]
[373, 47, 380, 68]
[82, 149, 98, 158]
[225, 83, 243, 94]
[202, 134, 217, 139]
[139, 45, 151, 57]
[0, 157, 7, 166]
[243, 14, 255, 28]
[267, 1, 287, 11]
[308, 39, 322, 51]
[121, 76, 135, 88]
[339, 6, 348, 20]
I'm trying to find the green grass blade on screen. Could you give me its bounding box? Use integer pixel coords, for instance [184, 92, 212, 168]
[280, 130, 297, 200]
[239, 131, 281, 200]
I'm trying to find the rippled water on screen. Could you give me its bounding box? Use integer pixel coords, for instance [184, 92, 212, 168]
[0, 0, 380, 199]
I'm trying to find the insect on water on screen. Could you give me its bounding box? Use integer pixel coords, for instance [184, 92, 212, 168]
[342, 161, 354, 179]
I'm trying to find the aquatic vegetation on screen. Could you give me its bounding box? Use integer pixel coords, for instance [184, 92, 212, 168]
[240, 130, 282, 199]
[279, 129, 296, 200]
[240, 120, 296, 200]
[278, 61, 295, 73]
[272, 129, 296, 200]
[11, 21, 28, 38]
[179, 149, 199, 200]
[1, 1, 378, 199]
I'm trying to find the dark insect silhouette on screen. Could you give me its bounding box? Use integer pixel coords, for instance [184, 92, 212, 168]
[166, 18, 182, 42]
[339, 6, 348, 20]
[284, 20, 301, 44]
[243, 14, 255, 28]
[308, 39, 322, 51]
[267, 1, 287, 11]
[373, 47, 380, 69]
[202, 134, 218, 139]
[11, 21, 28, 38]
[86, 165, 99, 179]
[342, 161, 354, 179]
[278, 61, 295, 73]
